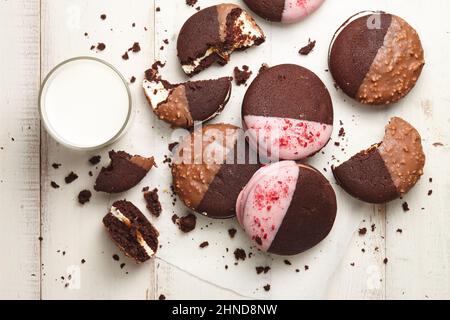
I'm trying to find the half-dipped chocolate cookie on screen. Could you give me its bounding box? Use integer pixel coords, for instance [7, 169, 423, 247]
[332, 117, 425, 203]
[177, 4, 265, 77]
[243, 0, 325, 23]
[172, 123, 261, 219]
[329, 12, 425, 105]
[103, 200, 159, 263]
[242, 64, 333, 161]
[94, 151, 155, 193]
[237, 161, 337, 256]
[143, 69, 232, 128]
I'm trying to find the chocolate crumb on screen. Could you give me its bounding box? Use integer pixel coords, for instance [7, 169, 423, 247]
[175, 214, 197, 233]
[338, 127, 346, 137]
[132, 23, 136, 27]
[142, 186, 149, 192]
[371, 224, 376, 232]
[428, 190, 433, 196]
[81, 259, 86, 264]
[358, 227, 367, 236]
[171, 214, 179, 224]
[383, 258, 388, 264]
[168, 142, 179, 152]
[402, 202, 410, 212]
[129, 42, 141, 53]
[234, 65, 252, 86]
[299, 39, 316, 55]
[156, 7, 160, 12]
[199, 241, 209, 248]
[89, 155, 101, 165]
[163, 39, 169, 45]
[78, 190, 92, 205]
[65, 172, 78, 184]
[284, 260, 292, 266]
[432, 142, 444, 147]
[254, 236, 262, 246]
[120, 263, 126, 269]
[143, 188, 162, 217]
[130, 76, 136, 83]
[350, 262, 355, 267]
[263, 284, 271, 292]
[88, 171, 93, 177]
[233, 248, 246, 261]
[186, 0, 198, 6]
[158, 294, 166, 300]
[52, 163, 61, 169]
[51, 181, 60, 189]
[258, 63, 269, 74]
[112, 254, 120, 261]
[304, 265, 309, 271]
[122, 52, 129, 60]
[334, 142, 340, 147]
[100, 14, 107, 20]
[396, 228, 403, 234]
[228, 228, 237, 239]
[96, 43, 106, 51]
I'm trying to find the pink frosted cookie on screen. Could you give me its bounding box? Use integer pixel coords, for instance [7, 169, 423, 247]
[243, 0, 325, 23]
[242, 64, 333, 161]
[236, 161, 337, 255]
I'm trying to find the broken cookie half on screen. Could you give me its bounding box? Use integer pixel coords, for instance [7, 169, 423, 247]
[103, 200, 159, 263]
[94, 150, 155, 193]
[177, 4, 265, 76]
[143, 69, 232, 128]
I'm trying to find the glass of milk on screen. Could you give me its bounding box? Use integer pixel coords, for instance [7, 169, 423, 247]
[39, 57, 132, 150]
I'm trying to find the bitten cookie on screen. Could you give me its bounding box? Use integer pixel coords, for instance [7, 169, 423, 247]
[143, 69, 232, 128]
[236, 161, 337, 256]
[329, 12, 425, 105]
[103, 200, 159, 263]
[332, 117, 425, 203]
[177, 4, 265, 76]
[172, 123, 260, 219]
[242, 64, 333, 161]
[243, 0, 325, 23]
[94, 151, 155, 193]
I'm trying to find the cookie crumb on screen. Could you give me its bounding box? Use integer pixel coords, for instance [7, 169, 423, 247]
[199, 241, 209, 248]
[89, 155, 101, 165]
[383, 258, 388, 264]
[233, 248, 246, 261]
[143, 188, 162, 217]
[52, 163, 61, 169]
[284, 260, 292, 266]
[112, 254, 120, 261]
[234, 65, 252, 86]
[65, 172, 78, 184]
[96, 43, 106, 51]
[159, 294, 166, 300]
[51, 181, 60, 189]
[100, 14, 107, 20]
[122, 52, 129, 60]
[358, 227, 367, 236]
[299, 39, 316, 55]
[228, 228, 237, 239]
[78, 190, 92, 205]
[396, 228, 403, 234]
[186, 0, 198, 7]
[263, 284, 271, 292]
[402, 202, 410, 212]
[175, 214, 197, 233]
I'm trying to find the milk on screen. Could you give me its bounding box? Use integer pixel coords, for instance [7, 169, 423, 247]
[40, 58, 131, 149]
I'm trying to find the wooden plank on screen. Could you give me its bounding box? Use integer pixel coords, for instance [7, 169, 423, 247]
[0, 0, 41, 299]
[40, 0, 157, 299]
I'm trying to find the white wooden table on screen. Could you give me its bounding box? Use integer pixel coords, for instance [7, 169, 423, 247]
[1, 0, 449, 300]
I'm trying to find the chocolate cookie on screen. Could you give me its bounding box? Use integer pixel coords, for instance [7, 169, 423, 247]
[242, 64, 333, 161]
[103, 200, 159, 263]
[329, 12, 425, 105]
[332, 117, 425, 203]
[177, 4, 265, 76]
[172, 123, 261, 219]
[94, 151, 155, 193]
[243, 0, 324, 23]
[236, 161, 337, 256]
[143, 70, 232, 128]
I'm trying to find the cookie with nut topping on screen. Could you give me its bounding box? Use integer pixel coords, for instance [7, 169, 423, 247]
[329, 12, 425, 105]
[332, 117, 425, 203]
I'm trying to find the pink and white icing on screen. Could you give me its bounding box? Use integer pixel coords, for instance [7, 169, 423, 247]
[282, 0, 325, 24]
[236, 161, 299, 252]
[244, 115, 333, 161]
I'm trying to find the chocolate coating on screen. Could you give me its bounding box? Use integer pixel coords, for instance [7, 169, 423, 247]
[94, 151, 155, 193]
[172, 124, 260, 219]
[242, 64, 333, 125]
[329, 13, 424, 105]
[243, 0, 285, 22]
[269, 165, 337, 255]
[332, 117, 425, 203]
